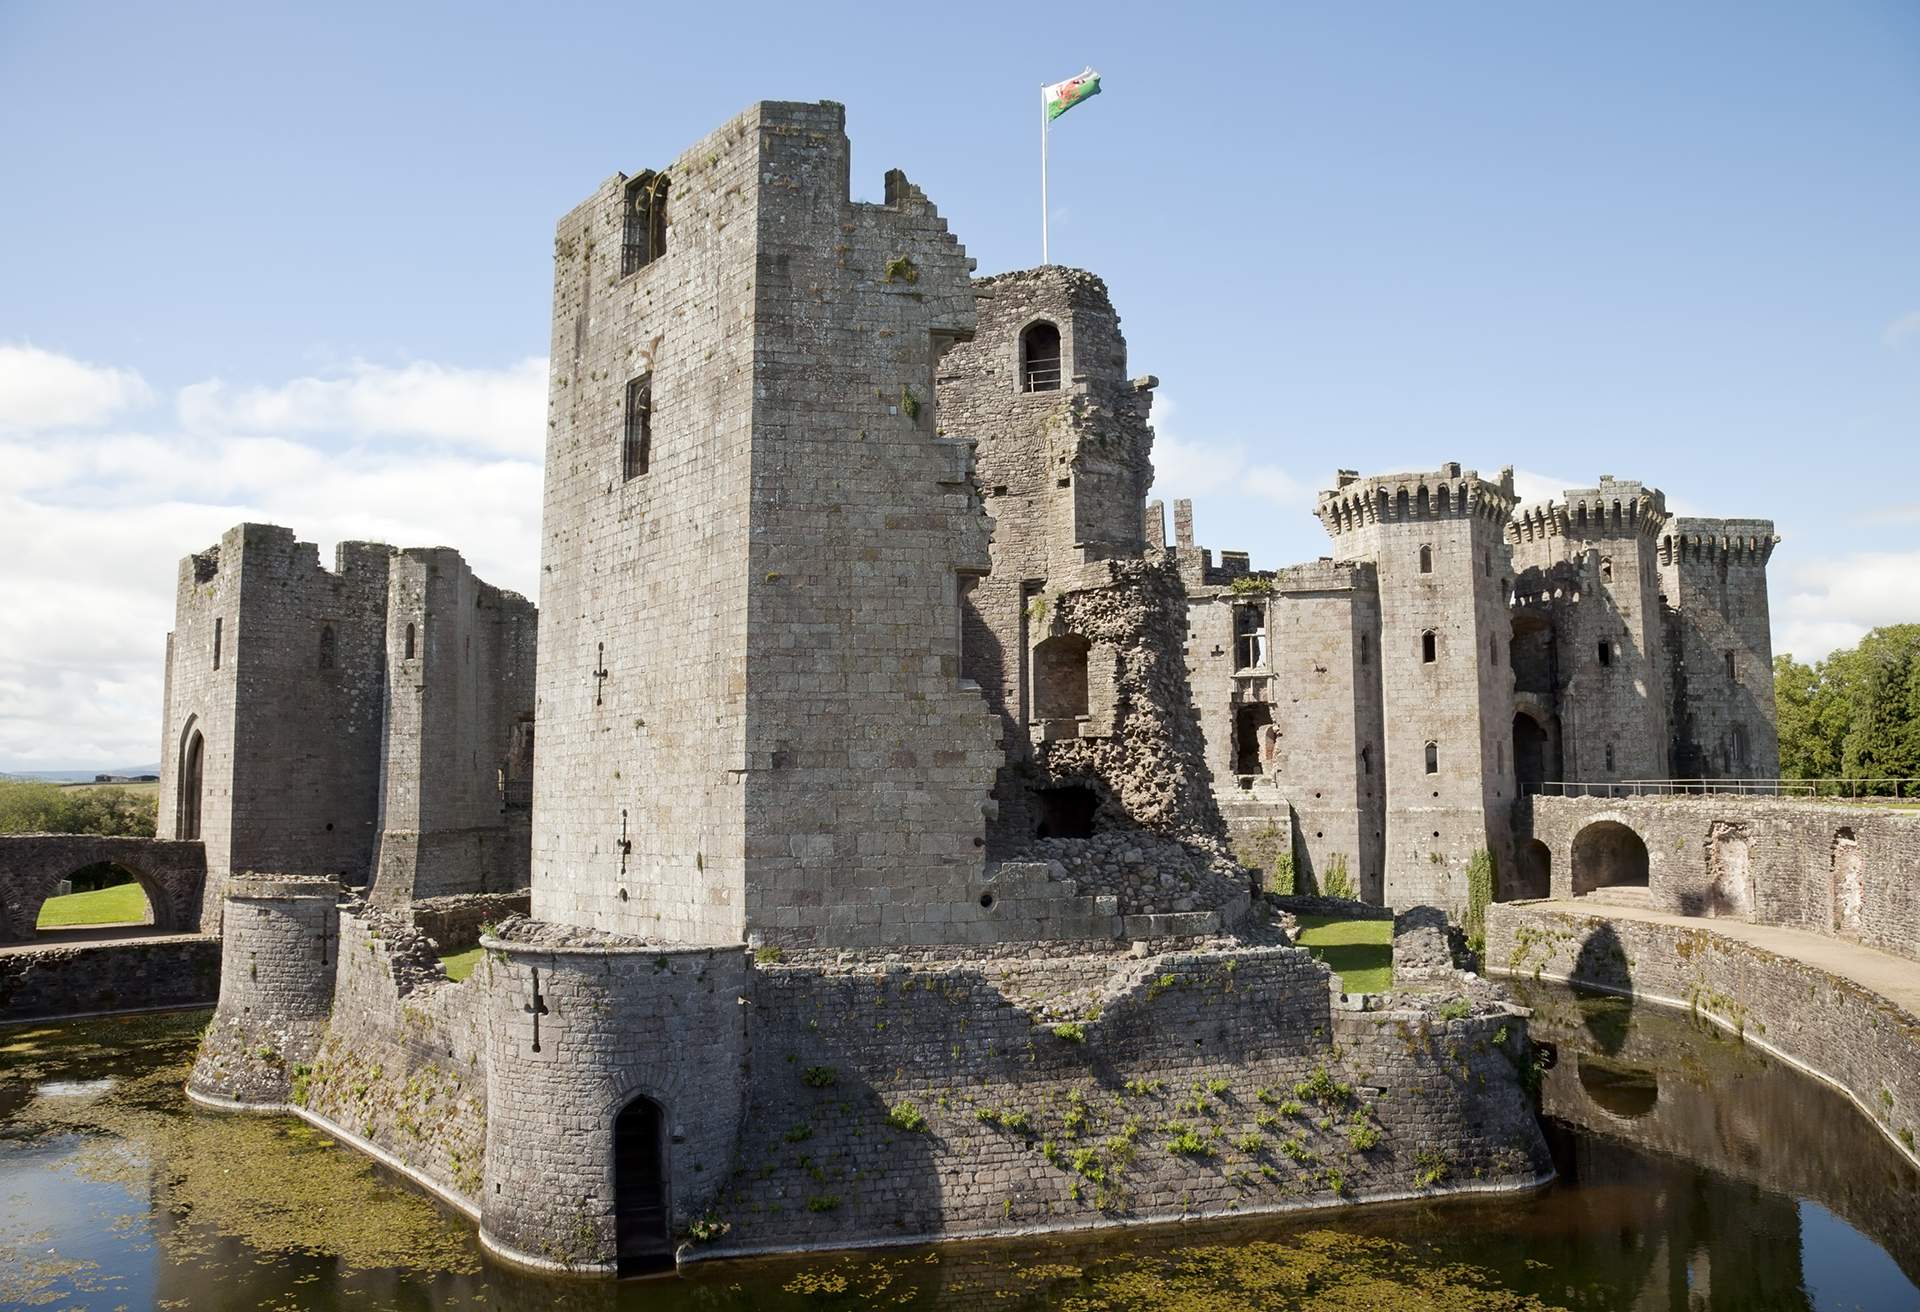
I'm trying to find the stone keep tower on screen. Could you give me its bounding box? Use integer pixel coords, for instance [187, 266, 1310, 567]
[1660, 518, 1780, 778]
[1316, 464, 1517, 912]
[1508, 478, 1672, 783]
[533, 101, 1003, 948]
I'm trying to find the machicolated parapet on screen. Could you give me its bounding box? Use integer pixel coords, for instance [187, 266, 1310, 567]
[478, 919, 750, 1275]
[1315, 465, 1518, 913]
[188, 874, 341, 1106]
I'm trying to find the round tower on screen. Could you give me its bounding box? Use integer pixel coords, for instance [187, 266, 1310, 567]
[477, 928, 749, 1276]
[187, 874, 340, 1106]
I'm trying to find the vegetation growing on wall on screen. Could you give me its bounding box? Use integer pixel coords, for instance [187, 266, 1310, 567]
[1464, 849, 1495, 954]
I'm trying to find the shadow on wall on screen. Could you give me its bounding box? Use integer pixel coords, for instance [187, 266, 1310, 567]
[1571, 922, 1633, 1014]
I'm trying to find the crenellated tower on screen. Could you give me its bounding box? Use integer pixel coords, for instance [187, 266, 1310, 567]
[1316, 463, 1517, 912]
[1507, 478, 1671, 784]
[1659, 518, 1780, 777]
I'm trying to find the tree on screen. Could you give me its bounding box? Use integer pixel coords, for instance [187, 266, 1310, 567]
[0, 781, 157, 837]
[1775, 626, 1920, 790]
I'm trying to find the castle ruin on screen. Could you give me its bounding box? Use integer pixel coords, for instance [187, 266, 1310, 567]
[170, 99, 1794, 1276]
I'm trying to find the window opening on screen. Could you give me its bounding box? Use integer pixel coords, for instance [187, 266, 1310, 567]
[1418, 544, 1433, 573]
[1422, 630, 1437, 664]
[405, 623, 416, 660]
[1021, 321, 1062, 393]
[318, 624, 335, 670]
[1597, 640, 1612, 667]
[1234, 605, 1267, 671]
[1424, 741, 1439, 774]
[620, 171, 671, 276]
[624, 374, 653, 479]
[212, 617, 222, 670]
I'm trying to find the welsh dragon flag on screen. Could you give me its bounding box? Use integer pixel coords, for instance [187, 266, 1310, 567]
[1044, 67, 1102, 122]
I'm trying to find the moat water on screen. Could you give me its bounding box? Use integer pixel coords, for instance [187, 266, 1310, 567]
[3, 983, 1917, 1311]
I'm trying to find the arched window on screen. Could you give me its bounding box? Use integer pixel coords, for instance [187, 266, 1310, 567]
[318, 624, 335, 670]
[623, 373, 653, 479]
[1395, 489, 1410, 520]
[1358, 633, 1369, 666]
[1600, 556, 1613, 582]
[1418, 544, 1433, 573]
[1020, 321, 1062, 392]
[179, 726, 204, 841]
[1424, 741, 1439, 774]
[1422, 630, 1437, 664]
[405, 623, 416, 660]
[620, 170, 671, 276]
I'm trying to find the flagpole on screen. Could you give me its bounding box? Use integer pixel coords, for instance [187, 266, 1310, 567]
[1040, 85, 1050, 266]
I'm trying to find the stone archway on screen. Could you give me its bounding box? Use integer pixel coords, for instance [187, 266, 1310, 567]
[1571, 821, 1649, 896]
[0, 836, 207, 943]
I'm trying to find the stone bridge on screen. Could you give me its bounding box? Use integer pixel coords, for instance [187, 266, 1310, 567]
[1511, 794, 1919, 965]
[0, 835, 207, 943]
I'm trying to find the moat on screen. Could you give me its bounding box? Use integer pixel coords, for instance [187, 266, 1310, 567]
[3, 983, 1915, 1312]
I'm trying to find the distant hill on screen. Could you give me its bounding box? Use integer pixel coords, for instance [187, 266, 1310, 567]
[1, 765, 164, 784]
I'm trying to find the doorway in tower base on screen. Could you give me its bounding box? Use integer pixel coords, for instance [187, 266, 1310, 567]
[614, 1093, 671, 1276]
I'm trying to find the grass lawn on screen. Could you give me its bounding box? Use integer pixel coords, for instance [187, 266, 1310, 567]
[37, 881, 151, 929]
[1292, 915, 1392, 994]
[439, 947, 483, 982]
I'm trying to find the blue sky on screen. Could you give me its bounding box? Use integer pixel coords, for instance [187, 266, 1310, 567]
[2, 1, 1916, 768]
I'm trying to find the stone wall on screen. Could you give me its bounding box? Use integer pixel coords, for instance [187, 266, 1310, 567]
[1520, 794, 1920, 962]
[294, 907, 490, 1208]
[407, 891, 531, 953]
[0, 935, 218, 1022]
[1487, 901, 1920, 1168]
[696, 943, 1549, 1260]
[371, 548, 537, 903]
[0, 834, 206, 943]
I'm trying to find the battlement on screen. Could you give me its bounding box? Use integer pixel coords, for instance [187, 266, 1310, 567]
[1661, 517, 1779, 567]
[1556, 477, 1669, 542]
[1317, 462, 1518, 537]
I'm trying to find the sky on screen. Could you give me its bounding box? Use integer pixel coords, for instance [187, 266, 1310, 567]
[2, 1, 1916, 769]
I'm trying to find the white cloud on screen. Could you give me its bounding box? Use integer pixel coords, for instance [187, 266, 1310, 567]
[0, 349, 546, 769]
[0, 344, 153, 430]
[1883, 310, 1920, 348]
[1147, 395, 1310, 512]
[1771, 550, 1920, 662]
[178, 356, 548, 456]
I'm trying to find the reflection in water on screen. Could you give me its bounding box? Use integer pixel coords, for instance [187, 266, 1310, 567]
[1576, 1055, 1660, 1119]
[1, 997, 1916, 1311]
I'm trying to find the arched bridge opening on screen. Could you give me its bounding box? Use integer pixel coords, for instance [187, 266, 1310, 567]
[1571, 821, 1650, 897]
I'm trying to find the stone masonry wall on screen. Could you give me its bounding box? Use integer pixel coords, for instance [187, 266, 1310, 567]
[1522, 794, 1920, 962]
[1488, 901, 1920, 1168]
[697, 943, 1549, 1259]
[0, 935, 219, 1023]
[372, 547, 537, 904]
[738, 109, 1002, 948]
[294, 907, 490, 1208]
[0, 833, 206, 943]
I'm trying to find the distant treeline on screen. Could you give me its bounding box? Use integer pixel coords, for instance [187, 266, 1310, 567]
[1775, 624, 1920, 786]
[0, 780, 158, 837]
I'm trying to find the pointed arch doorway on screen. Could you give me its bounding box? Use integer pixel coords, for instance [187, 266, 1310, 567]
[614, 1093, 672, 1276]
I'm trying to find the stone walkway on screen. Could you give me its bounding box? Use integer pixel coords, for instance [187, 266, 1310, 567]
[1543, 897, 1920, 1020]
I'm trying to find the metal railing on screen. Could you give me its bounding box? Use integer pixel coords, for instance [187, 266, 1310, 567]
[1526, 778, 1920, 802]
[1021, 363, 1062, 392]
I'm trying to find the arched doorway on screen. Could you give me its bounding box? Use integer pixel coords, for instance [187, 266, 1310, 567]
[179, 727, 205, 841]
[1511, 711, 1559, 793]
[614, 1094, 671, 1276]
[1571, 821, 1649, 896]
